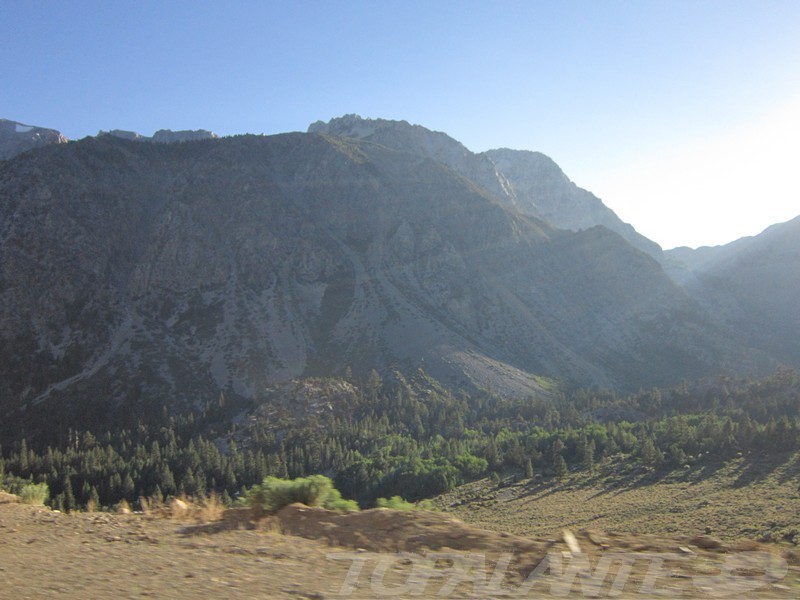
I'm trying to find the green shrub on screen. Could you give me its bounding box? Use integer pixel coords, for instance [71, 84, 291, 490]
[19, 482, 49, 506]
[245, 475, 359, 512]
[376, 495, 434, 511]
[322, 486, 360, 512]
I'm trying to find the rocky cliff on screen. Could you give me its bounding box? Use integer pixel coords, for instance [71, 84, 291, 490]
[0, 118, 68, 160]
[309, 115, 661, 257]
[97, 128, 218, 143]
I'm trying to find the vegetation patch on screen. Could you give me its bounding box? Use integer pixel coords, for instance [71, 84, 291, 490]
[243, 475, 359, 512]
[376, 495, 434, 511]
[19, 482, 49, 506]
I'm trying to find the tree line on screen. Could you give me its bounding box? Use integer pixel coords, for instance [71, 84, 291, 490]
[1, 367, 799, 511]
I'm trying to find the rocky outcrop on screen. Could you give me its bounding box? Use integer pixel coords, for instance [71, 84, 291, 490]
[151, 129, 217, 143]
[0, 118, 68, 160]
[98, 128, 218, 143]
[483, 148, 662, 257]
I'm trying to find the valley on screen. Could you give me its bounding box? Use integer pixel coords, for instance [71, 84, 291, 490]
[1, 115, 799, 598]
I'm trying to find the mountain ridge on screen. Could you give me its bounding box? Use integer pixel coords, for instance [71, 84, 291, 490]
[2, 115, 796, 441]
[666, 216, 800, 366]
[0, 130, 766, 434]
[309, 115, 661, 258]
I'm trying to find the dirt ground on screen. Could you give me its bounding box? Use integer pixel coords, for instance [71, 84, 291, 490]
[2, 493, 799, 599]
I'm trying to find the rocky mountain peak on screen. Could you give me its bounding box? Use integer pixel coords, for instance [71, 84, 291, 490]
[483, 148, 662, 257]
[0, 118, 69, 160]
[311, 115, 661, 258]
[151, 129, 218, 143]
[97, 128, 218, 143]
[309, 115, 473, 168]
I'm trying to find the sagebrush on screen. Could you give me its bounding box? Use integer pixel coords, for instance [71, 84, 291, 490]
[19, 482, 49, 506]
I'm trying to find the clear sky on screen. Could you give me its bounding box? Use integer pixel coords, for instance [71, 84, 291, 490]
[2, 0, 799, 249]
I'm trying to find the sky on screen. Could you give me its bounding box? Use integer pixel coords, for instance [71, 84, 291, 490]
[2, 0, 799, 249]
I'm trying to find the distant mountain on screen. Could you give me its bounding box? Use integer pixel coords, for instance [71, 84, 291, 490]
[0, 130, 762, 435]
[666, 217, 800, 366]
[0, 118, 68, 160]
[309, 115, 661, 258]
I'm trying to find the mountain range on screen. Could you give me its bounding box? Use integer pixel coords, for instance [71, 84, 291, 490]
[0, 115, 796, 434]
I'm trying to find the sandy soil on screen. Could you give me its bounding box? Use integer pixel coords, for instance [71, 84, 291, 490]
[2, 493, 799, 598]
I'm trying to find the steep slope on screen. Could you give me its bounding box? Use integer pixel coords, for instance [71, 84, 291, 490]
[667, 217, 800, 366]
[309, 115, 661, 257]
[0, 133, 761, 434]
[0, 118, 68, 160]
[483, 148, 662, 257]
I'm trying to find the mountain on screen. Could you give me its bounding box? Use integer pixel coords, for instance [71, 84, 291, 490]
[666, 216, 800, 366]
[97, 128, 218, 143]
[0, 118, 68, 160]
[0, 129, 763, 434]
[482, 148, 662, 257]
[309, 115, 661, 257]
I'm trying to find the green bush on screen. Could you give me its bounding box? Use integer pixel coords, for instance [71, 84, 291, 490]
[245, 475, 359, 512]
[376, 495, 434, 511]
[19, 482, 49, 506]
[322, 486, 360, 512]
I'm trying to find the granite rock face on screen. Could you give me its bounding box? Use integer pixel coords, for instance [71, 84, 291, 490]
[98, 128, 218, 143]
[309, 115, 661, 258]
[483, 148, 662, 257]
[1, 130, 767, 436]
[0, 118, 69, 160]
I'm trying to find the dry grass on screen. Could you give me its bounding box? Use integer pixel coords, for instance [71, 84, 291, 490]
[116, 499, 131, 514]
[0, 490, 21, 503]
[138, 495, 165, 518]
[195, 492, 225, 522]
[435, 451, 800, 543]
[144, 493, 229, 523]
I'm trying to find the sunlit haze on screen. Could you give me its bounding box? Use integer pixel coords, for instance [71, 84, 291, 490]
[2, 0, 799, 249]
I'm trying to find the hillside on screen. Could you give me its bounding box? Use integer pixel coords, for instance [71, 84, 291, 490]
[667, 216, 800, 367]
[310, 115, 661, 257]
[436, 451, 800, 544]
[0, 130, 762, 435]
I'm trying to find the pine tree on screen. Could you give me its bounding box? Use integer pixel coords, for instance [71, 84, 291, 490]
[88, 486, 100, 510]
[639, 436, 663, 467]
[159, 465, 177, 497]
[578, 436, 595, 472]
[553, 455, 569, 479]
[122, 473, 135, 500]
[62, 475, 76, 512]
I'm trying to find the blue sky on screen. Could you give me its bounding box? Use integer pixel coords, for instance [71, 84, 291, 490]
[2, 0, 799, 248]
